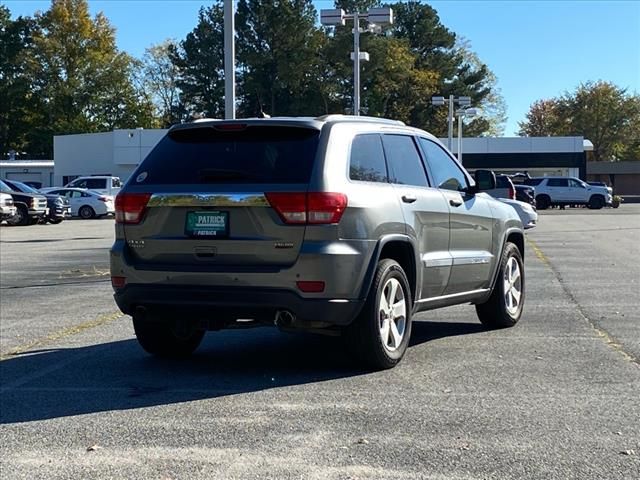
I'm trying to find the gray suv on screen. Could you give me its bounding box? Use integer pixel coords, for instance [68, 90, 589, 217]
[110, 116, 525, 369]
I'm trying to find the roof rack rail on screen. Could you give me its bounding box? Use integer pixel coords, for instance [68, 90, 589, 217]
[315, 114, 405, 126]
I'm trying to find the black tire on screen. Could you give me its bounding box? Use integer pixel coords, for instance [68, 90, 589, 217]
[133, 314, 205, 358]
[49, 217, 64, 224]
[7, 205, 29, 226]
[476, 242, 525, 328]
[79, 205, 95, 219]
[345, 259, 413, 370]
[588, 195, 604, 210]
[27, 217, 40, 225]
[536, 195, 550, 210]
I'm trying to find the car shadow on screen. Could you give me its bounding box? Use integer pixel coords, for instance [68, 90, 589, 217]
[0, 320, 485, 424]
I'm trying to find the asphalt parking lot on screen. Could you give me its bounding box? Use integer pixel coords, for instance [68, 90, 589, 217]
[1, 207, 639, 479]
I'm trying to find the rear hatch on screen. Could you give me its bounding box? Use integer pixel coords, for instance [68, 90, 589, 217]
[119, 123, 322, 270]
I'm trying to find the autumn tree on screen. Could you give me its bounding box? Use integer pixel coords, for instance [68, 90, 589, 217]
[140, 40, 183, 127]
[519, 81, 640, 161]
[24, 0, 154, 156]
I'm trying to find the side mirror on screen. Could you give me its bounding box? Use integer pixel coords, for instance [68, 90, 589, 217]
[474, 169, 496, 191]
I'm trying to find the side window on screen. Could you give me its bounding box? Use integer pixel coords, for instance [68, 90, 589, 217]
[547, 178, 568, 187]
[71, 179, 87, 188]
[524, 178, 543, 186]
[568, 179, 584, 188]
[381, 135, 428, 187]
[86, 178, 106, 189]
[112, 178, 122, 188]
[418, 138, 468, 191]
[349, 134, 387, 183]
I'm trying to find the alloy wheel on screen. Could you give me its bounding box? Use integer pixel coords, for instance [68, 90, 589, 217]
[503, 256, 522, 316]
[378, 277, 407, 352]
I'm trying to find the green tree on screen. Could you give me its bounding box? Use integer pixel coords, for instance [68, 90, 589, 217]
[28, 0, 154, 156]
[391, 1, 501, 136]
[519, 81, 640, 162]
[236, 0, 325, 116]
[169, 4, 226, 119]
[0, 6, 38, 157]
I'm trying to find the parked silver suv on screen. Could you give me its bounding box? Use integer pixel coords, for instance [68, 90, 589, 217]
[110, 116, 525, 369]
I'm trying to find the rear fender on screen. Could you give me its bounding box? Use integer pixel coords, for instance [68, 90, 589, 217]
[358, 234, 419, 304]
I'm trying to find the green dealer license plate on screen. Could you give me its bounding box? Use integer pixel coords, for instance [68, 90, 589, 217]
[185, 211, 228, 238]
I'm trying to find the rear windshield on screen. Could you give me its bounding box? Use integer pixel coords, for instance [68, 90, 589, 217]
[136, 126, 320, 185]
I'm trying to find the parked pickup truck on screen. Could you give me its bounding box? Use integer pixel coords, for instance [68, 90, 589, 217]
[0, 179, 48, 225]
[3, 179, 71, 224]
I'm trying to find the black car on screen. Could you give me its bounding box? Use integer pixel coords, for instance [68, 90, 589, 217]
[2, 179, 70, 224]
[515, 185, 536, 207]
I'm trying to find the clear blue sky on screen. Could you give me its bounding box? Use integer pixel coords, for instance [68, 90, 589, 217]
[6, 0, 640, 136]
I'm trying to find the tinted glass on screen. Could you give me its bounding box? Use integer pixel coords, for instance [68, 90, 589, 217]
[524, 178, 543, 186]
[88, 179, 106, 189]
[349, 134, 387, 183]
[381, 135, 428, 187]
[137, 126, 319, 185]
[112, 178, 122, 188]
[569, 179, 586, 188]
[495, 176, 511, 188]
[418, 138, 467, 191]
[547, 178, 568, 187]
[0, 180, 12, 193]
[6, 180, 39, 194]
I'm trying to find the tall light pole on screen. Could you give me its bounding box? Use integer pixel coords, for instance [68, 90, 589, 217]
[456, 107, 479, 164]
[320, 8, 393, 116]
[431, 95, 471, 150]
[224, 0, 235, 120]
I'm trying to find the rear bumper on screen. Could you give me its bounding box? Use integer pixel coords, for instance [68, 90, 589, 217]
[113, 284, 364, 327]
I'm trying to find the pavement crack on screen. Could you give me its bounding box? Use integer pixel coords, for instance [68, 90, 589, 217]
[0, 311, 124, 362]
[527, 238, 639, 367]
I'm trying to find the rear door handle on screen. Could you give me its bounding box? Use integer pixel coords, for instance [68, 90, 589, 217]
[449, 199, 463, 207]
[401, 195, 417, 204]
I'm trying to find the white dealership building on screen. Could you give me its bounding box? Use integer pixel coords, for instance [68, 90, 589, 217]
[9, 126, 590, 188]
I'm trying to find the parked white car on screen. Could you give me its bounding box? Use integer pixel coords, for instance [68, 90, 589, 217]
[0, 192, 17, 221]
[41, 188, 115, 219]
[63, 176, 122, 197]
[524, 176, 612, 210]
[500, 198, 538, 230]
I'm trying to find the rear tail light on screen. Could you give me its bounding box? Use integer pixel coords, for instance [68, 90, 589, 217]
[508, 184, 515, 200]
[115, 193, 152, 224]
[111, 276, 126, 289]
[265, 192, 347, 225]
[214, 123, 248, 131]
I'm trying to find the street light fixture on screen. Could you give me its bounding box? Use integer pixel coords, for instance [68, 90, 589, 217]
[321, 7, 393, 116]
[431, 95, 472, 150]
[456, 107, 480, 164]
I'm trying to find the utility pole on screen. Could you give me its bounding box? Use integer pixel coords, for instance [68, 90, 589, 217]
[321, 8, 393, 116]
[223, 0, 235, 120]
